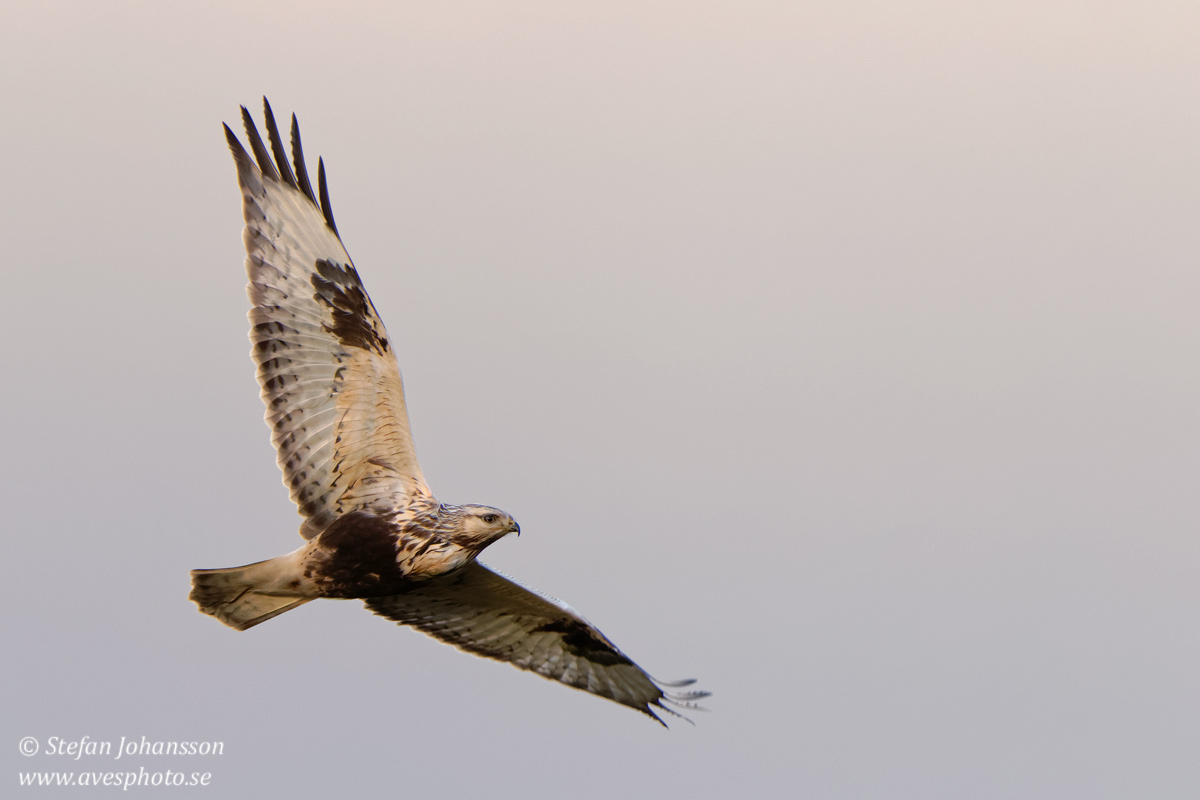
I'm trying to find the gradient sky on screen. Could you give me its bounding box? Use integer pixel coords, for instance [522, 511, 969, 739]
[4, 2, 1199, 797]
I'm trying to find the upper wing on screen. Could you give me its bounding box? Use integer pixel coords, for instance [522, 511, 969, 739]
[364, 562, 708, 725]
[226, 99, 433, 539]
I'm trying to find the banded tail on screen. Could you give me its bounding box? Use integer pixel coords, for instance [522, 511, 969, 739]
[189, 556, 311, 631]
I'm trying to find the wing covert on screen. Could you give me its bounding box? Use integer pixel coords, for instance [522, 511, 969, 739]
[226, 99, 433, 539]
[364, 562, 708, 724]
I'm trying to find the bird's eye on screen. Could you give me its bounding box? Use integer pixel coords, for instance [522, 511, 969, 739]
[482, 514, 498, 524]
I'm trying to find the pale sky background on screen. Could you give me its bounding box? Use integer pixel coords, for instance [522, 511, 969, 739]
[3, 1, 1198, 797]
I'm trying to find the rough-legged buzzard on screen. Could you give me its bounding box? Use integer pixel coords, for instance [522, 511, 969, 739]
[190, 100, 708, 725]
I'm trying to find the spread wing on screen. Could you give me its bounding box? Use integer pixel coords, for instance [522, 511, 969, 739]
[226, 99, 433, 539]
[364, 562, 709, 725]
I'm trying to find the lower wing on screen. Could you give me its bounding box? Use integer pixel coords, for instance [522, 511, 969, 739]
[364, 562, 707, 725]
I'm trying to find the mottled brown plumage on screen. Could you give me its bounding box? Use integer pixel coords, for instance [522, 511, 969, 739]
[189, 99, 707, 724]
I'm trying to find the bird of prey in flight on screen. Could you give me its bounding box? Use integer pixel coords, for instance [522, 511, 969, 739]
[190, 99, 707, 725]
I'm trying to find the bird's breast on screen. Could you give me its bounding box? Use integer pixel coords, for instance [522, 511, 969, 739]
[303, 510, 477, 596]
[399, 539, 478, 580]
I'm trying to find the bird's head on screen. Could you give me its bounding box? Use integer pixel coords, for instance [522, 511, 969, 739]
[449, 504, 521, 550]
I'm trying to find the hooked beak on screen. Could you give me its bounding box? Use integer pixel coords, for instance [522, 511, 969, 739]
[511, 522, 521, 537]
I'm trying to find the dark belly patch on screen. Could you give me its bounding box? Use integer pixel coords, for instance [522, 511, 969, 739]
[307, 511, 409, 597]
